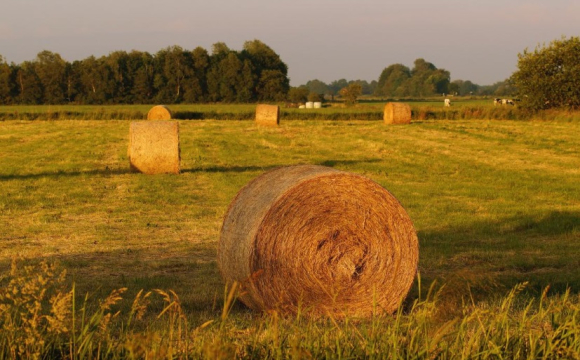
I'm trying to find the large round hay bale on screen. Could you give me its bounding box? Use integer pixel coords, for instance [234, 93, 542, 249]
[147, 105, 172, 120]
[128, 121, 180, 174]
[255, 104, 280, 126]
[218, 165, 418, 318]
[384, 102, 411, 124]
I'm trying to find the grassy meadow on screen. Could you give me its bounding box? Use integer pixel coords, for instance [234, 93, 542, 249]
[1, 113, 580, 358]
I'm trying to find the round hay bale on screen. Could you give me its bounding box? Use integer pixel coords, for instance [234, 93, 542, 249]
[128, 121, 180, 174]
[147, 105, 173, 120]
[384, 102, 411, 124]
[255, 104, 280, 126]
[218, 165, 418, 318]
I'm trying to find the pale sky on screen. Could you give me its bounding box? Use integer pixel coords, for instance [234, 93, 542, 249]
[1, 0, 579, 86]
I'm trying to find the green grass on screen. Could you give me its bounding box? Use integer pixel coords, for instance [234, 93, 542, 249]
[1, 118, 579, 358]
[5, 99, 580, 121]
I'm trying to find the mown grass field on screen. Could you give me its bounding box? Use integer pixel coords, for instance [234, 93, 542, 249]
[1, 115, 580, 358]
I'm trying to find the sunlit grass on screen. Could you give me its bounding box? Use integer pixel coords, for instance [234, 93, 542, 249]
[1, 118, 579, 357]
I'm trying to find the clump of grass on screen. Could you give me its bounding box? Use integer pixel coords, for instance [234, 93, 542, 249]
[0, 258, 71, 359]
[3, 260, 580, 358]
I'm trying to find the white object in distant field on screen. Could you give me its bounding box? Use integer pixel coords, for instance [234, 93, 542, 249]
[305, 102, 314, 109]
[313, 102, 322, 108]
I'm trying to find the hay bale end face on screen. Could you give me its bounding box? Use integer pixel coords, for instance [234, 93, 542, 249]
[384, 102, 412, 124]
[218, 165, 419, 318]
[255, 104, 280, 126]
[147, 105, 173, 120]
[128, 121, 180, 174]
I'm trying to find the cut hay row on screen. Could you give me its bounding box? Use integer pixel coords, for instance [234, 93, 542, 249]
[218, 165, 419, 318]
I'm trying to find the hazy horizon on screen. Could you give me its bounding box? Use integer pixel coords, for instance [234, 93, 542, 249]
[1, 0, 579, 86]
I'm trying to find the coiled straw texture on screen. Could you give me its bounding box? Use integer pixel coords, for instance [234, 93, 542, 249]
[218, 165, 418, 318]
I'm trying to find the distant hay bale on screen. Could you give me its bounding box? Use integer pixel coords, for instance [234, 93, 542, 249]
[384, 102, 412, 124]
[313, 101, 322, 108]
[255, 104, 280, 126]
[218, 165, 419, 318]
[128, 121, 180, 174]
[305, 102, 314, 109]
[147, 105, 173, 120]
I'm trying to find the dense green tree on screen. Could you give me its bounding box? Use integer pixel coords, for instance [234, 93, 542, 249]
[1, 40, 290, 105]
[374, 59, 449, 97]
[256, 70, 289, 101]
[15, 61, 43, 104]
[34, 51, 68, 103]
[511, 36, 580, 110]
[375, 64, 411, 96]
[64, 62, 80, 102]
[243, 39, 288, 76]
[243, 40, 288, 101]
[182, 47, 210, 103]
[105, 51, 132, 103]
[218, 52, 243, 102]
[408, 59, 443, 96]
[0, 55, 14, 104]
[160, 46, 192, 102]
[288, 86, 309, 103]
[129, 51, 155, 103]
[339, 83, 363, 105]
[305, 79, 329, 97]
[206, 43, 232, 102]
[211, 42, 230, 58]
[491, 79, 516, 97]
[354, 79, 376, 95]
[456, 80, 478, 96]
[328, 79, 348, 98]
[77, 56, 114, 104]
[206, 51, 246, 102]
[307, 92, 323, 102]
[448, 80, 460, 95]
[235, 59, 255, 102]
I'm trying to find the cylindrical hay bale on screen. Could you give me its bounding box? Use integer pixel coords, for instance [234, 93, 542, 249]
[255, 104, 280, 126]
[147, 105, 173, 120]
[128, 121, 180, 174]
[218, 165, 418, 318]
[313, 101, 322, 109]
[383, 102, 412, 124]
[305, 101, 314, 109]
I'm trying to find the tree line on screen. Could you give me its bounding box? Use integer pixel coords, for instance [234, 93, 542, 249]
[297, 59, 513, 102]
[0, 40, 290, 105]
[4, 36, 565, 108]
[373, 58, 514, 98]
